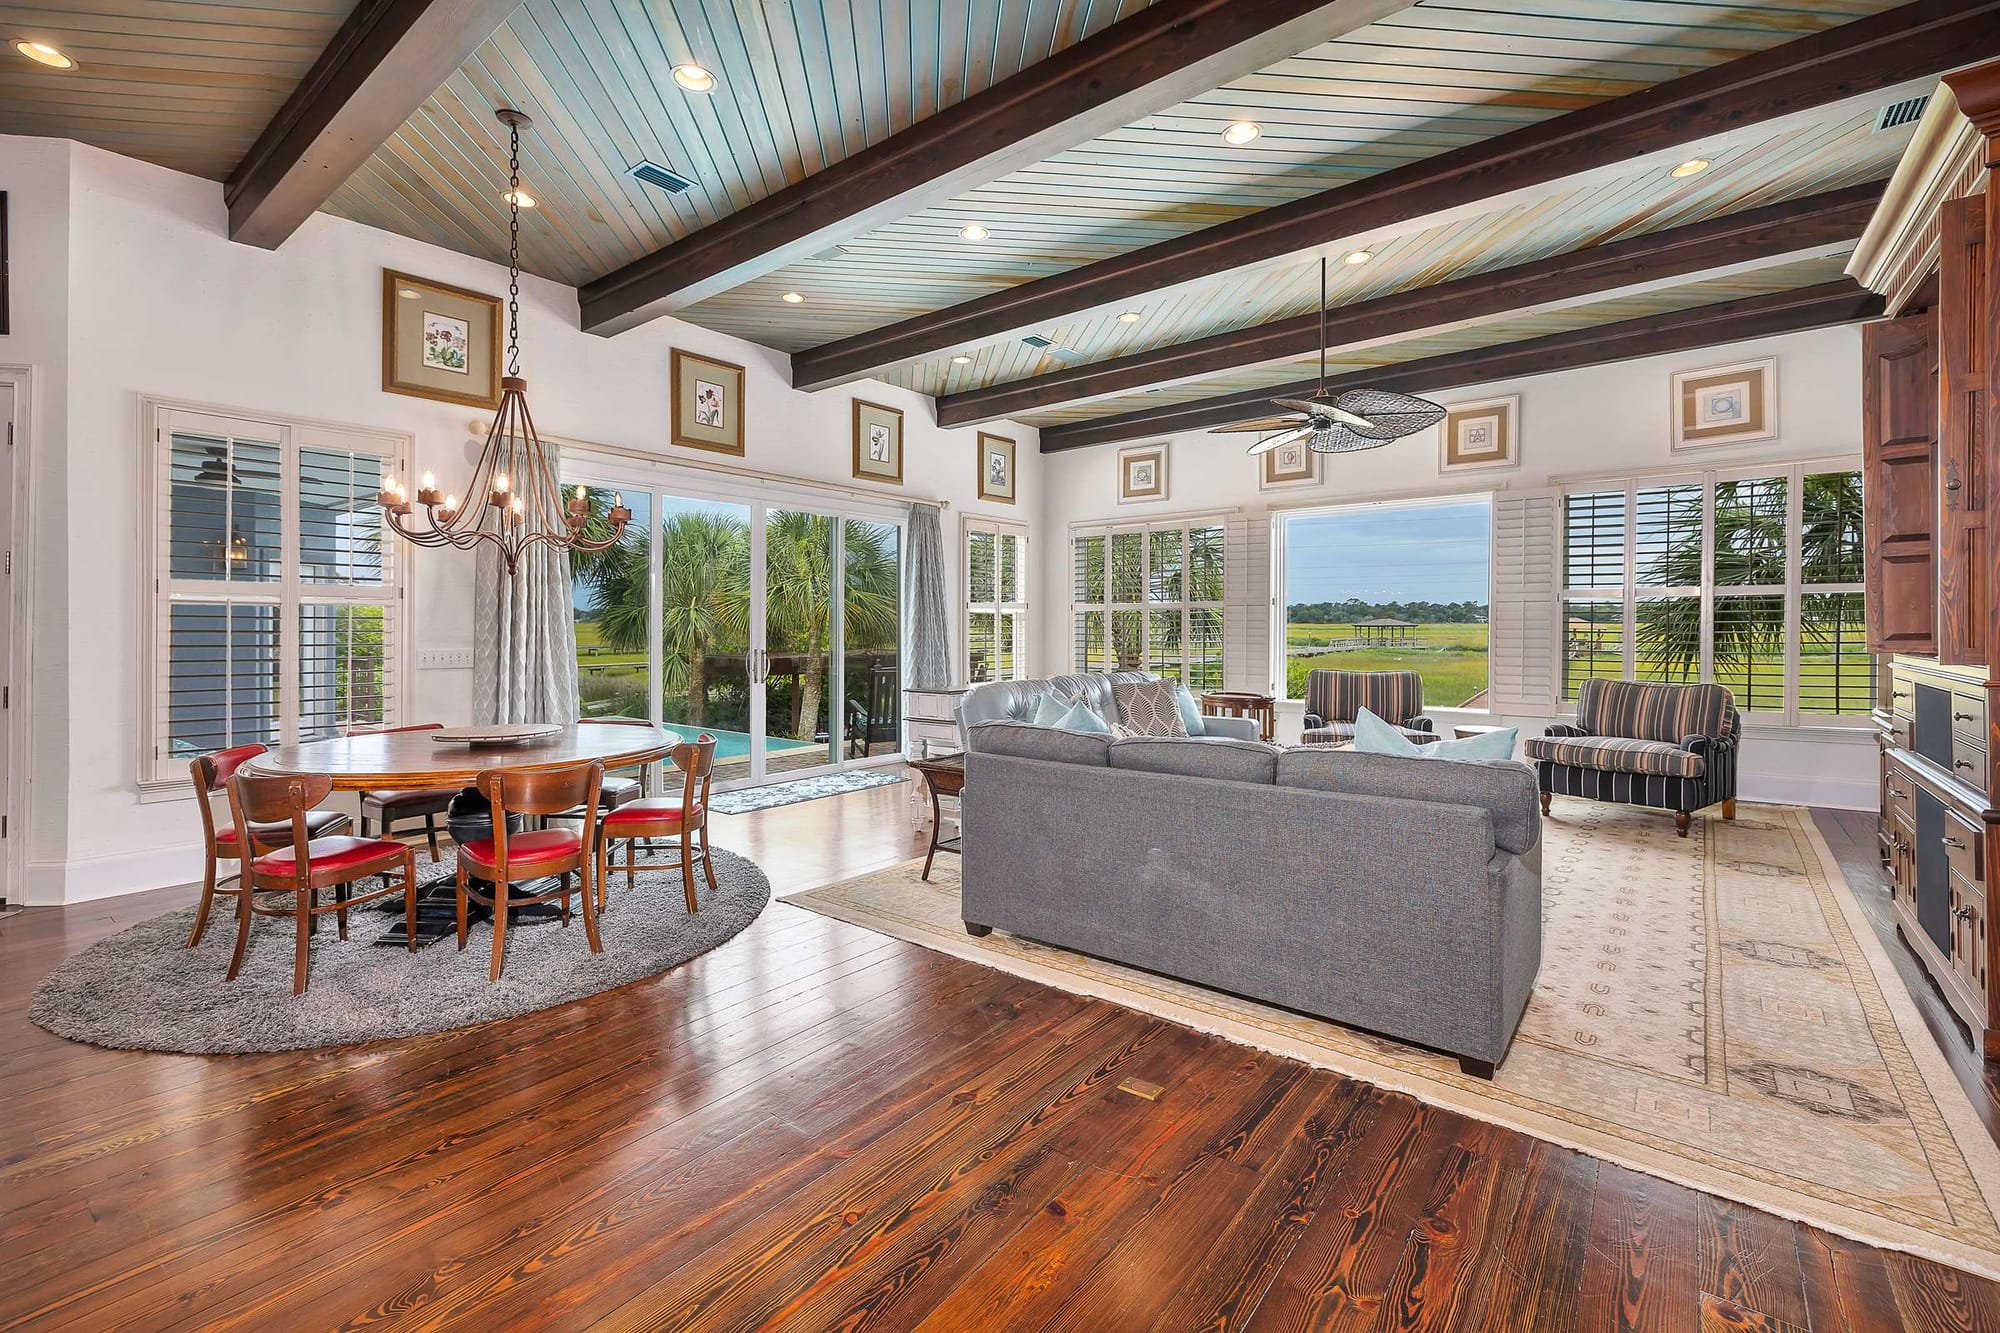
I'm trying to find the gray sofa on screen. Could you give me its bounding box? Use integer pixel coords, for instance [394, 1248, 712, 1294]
[960, 721, 1544, 1076]
[954, 670, 1261, 748]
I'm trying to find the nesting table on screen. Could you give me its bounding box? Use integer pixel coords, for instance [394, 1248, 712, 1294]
[910, 753, 966, 881]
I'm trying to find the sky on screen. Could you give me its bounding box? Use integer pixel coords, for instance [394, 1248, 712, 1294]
[1284, 500, 1491, 606]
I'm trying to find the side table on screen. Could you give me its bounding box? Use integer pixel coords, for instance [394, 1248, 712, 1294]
[910, 754, 966, 881]
[1199, 690, 1278, 743]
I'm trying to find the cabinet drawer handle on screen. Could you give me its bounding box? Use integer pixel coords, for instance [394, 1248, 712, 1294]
[1959, 712, 1980, 722]
[1946, 836, 1968, 849]
[1957, 905, 1975, 922]
[1958, 760, 1977, 771]
[1888, 786, 1907, 798]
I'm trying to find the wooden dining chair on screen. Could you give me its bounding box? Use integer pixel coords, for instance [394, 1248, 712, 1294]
[344, 722, 454, 861]
[456, 761, 605, 982]
[544, 718, 652, 827]
[225, 770, 417, 996]
[186, 745, 351, 949]
[596, 734, 719, 915]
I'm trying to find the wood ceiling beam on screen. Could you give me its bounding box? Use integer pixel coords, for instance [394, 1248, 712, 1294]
[225, 0, 522, 250]
[1036, 280, 1886, 452]
[577, 0, 1405, 337]
[794, 0, 1998, 392]
[937, 183, 1883, 427]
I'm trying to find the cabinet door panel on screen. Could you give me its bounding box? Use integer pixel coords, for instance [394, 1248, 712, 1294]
[1941, 196, 1988, 665]
[1864, 312, 1939, 655]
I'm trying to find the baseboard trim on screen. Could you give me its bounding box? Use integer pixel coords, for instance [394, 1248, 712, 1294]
[24, 842, 203, 906]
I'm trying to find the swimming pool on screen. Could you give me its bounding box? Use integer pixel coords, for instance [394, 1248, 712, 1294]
[588, 720, 815, 762]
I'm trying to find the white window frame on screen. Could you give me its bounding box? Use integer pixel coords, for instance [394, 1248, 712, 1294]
[962, 515, 1029, 683]
[1557, 458, 1868, 729]
[137, 397, 410, 794]
[1070, 516, 1227, 688]
[1271, 493, 1497, 706]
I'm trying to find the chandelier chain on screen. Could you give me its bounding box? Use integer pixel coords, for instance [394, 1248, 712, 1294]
[506, 118, 521, 377]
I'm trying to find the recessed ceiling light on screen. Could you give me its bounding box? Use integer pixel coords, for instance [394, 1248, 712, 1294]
[959, 223, 989, 241]
[1343, 249, 1373, 265]
[1222, 120, 1261, 146]
[952, 354, 973, 365]
[1671, 158, 1711, 179]
[782, 291, 805, 304]
[1117, 311, 1143, 323]
[14, 40, 73, 68]
[673, 62, 716, 93]
[502, 188, 536, 208]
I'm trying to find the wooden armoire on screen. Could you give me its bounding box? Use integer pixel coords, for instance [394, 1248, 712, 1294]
[1854, 64, 2000, 1055]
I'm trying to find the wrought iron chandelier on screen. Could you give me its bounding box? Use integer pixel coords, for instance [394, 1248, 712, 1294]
[378, 108, 629, 574]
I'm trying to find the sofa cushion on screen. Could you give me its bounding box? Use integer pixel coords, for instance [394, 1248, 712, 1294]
[1575, 677, 1733, 743]
[1111, 678, 1189, 738]
[1524, 734, 1704, 779]
[1276, 747, 1541, 855]
[1029, 690, 1073, 727]
[1172, 683, 1207, 737]
[1108, 735, 1280, 785]
[968, 720, 1112, 766]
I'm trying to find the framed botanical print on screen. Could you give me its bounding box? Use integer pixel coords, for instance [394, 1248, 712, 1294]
[672, 349, 746, 456]
[1117, 444, 1168, 503]
[851, 399, 904, 484]
[382, 270, 501, 409]
[977, 432, 1016, 504]
[1259, 436, 1319, 490]
[1672, 358, 1775, 450]
[1439, 395, 1519, 473]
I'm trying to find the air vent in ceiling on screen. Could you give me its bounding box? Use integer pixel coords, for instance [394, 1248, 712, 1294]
[811, 246, 846, 262]
[1876, 95, 1929, 132]
[628, 160, 696, 194]
[1020, 334, 1056, 349]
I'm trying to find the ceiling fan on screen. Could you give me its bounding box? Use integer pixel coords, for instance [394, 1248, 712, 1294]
[1211, 256, 1445, 455]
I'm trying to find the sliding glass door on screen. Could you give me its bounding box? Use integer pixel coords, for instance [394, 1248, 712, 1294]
[569, 466, 902, 788]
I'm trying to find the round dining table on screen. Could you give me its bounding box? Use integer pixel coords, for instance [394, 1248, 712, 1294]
[242, 722, 680, 946]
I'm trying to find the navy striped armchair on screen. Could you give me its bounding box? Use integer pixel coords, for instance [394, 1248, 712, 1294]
[1524, 679, 1740, 837]
[1301, 669, 1436, 746]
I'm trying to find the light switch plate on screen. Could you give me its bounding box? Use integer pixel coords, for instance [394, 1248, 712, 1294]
[417, 649, 475, 670]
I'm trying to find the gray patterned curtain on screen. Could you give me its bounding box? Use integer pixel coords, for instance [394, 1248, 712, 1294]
[906, 502, 952, 689]
[472, 441, 580, 725]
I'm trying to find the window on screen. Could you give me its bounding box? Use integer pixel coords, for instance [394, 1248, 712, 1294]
[143, 402, 406, 786]
[1071, 520, 1224, 689]
[1278, 496, 1492, 708]
[1560, 464, 1868, 724]
[964, 518, 1028, 683]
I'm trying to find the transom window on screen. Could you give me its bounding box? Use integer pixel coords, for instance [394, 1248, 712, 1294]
[142, 401, 406, 786]
[1559, 463, 1868, 724]
[1071, 520, 1224, 690]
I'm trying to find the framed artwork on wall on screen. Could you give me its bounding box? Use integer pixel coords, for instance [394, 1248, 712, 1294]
[1671, 357, 1776, 450]
[851, 399, 904, 484]
[1258, 436, 1319, 490]
[1439, 395, 1520, 473]
[381, 270, 501, 409]
[672, 349, 746, 456]
[1117, 444, 1168, 503]
[978, 432, 1016, 504]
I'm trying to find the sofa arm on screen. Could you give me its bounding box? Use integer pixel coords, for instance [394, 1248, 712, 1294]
[1200, 714, 1261, 742]
[1303, 711, 1326, 731]
[1681, 732, 1734, 755]
[1405, 716, 1435, 735]
[1544, 722, 1591, 739]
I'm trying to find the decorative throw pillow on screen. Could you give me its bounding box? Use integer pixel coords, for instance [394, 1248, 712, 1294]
[1029, 690, 1073, 728]
[1172, 682, 1207, 737]
[1353, 708, 1517, 763]
[1111, 679, 1190, 738]
[1053, 698, 1112, 734]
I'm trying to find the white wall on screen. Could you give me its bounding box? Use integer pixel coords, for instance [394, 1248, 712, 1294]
[4, 135, 1038, 903]
[1035, 324, 1879, 811]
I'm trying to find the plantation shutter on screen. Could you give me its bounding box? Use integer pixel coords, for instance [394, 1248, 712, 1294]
[1225, 511, 1271, 693]
[1488, 489, 1561, 715]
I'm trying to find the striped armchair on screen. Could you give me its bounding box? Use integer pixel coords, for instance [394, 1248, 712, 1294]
[1301, 669, 1436, 746]
[1523, 679, 1740, 837]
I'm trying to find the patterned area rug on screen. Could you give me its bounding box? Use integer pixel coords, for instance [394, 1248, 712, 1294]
[784, 799, 2000, 1278]
[709, 769, 907, 815]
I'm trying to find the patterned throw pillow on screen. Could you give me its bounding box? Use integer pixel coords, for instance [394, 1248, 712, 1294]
[1110, 679, 1190, 738]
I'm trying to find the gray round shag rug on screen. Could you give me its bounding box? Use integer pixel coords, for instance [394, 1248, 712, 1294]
[29, 847, 771, 1054]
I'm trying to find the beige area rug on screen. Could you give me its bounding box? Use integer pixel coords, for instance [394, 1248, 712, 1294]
[783, 799, 2000, 1278]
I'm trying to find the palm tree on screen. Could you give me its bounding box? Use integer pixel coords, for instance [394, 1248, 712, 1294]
[1633, 473, 1863, 710]
[763, 513, 902, 741]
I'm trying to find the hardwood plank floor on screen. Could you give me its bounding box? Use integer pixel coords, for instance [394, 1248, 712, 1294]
[1, 783, 1996, 1330]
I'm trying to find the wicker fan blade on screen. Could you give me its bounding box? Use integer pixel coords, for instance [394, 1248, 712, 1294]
[1275, 398, 1376, 431]
[1329, 389, 1447, 440]
[1306, 422, 1395, 454]
[1211, 415, 1306, 434]
[1244, 423, 1313, 456]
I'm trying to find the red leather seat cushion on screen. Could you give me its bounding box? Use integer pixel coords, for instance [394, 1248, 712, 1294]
[458, 827, 583, 870]
[253, 835, 405, 876]
[602, 797, 702, 829]
[219, 809, 349, 848]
